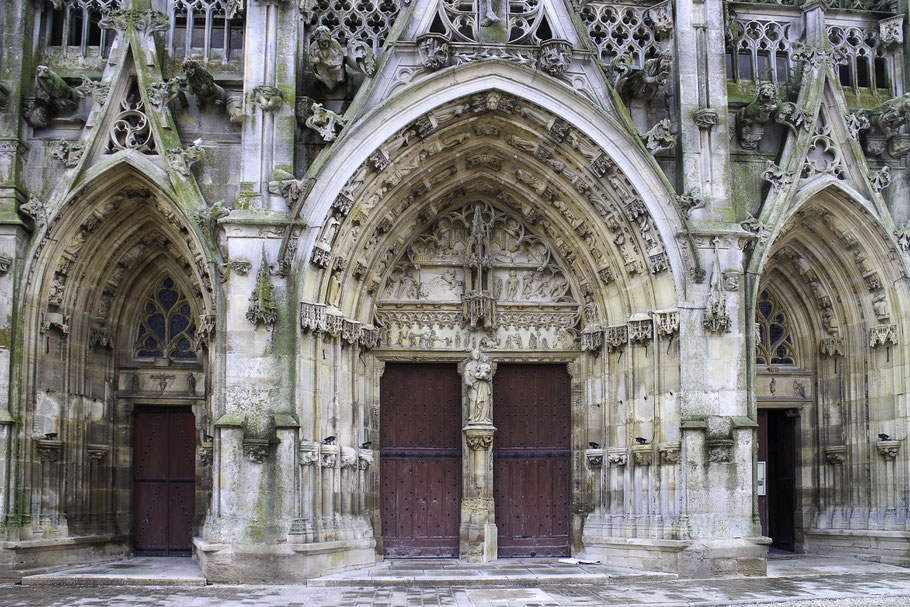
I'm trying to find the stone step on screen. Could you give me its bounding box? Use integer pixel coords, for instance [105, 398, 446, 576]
[21, 557, 207, 587]
[307, 569, 676, 588]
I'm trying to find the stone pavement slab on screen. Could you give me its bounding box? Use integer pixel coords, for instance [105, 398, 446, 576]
[20, 557, 206, 587]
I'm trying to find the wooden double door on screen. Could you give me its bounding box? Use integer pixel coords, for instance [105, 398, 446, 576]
[380, 363, 570, 558]
[133, 406, 196, 556]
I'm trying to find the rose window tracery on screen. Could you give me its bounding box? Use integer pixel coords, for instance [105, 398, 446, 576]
[134, 277, 197, 360]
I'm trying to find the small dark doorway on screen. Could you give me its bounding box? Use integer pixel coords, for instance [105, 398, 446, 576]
[380, 363, 462, 557]
[133, 406, 196, 556]
[757, 408, 797, 551]
[493, 364, 571, 557]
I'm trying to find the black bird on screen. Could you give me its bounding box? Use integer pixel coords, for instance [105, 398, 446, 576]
[44, 433, 57, 439]
[879, 433, 892, 441]
[588, 442, 600, 449]
[322, 436, 336, 444]
[360, 441, 372, 449]
[634, 437, 649, 445]
[204, 434, 214, 443]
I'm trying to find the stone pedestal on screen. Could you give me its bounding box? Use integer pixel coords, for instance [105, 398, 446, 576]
[460, 424, 497, 562]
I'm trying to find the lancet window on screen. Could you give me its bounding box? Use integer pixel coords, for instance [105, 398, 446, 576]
[169, 0, 244, 63]
[134, 277, 197, 361]
[44, 0, 121, 57]
[827, 24, 892, 94]
[725, 16, 794, 84]
[755, 289, 797, 366]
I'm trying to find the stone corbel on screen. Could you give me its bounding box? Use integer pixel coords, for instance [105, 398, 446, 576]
[253, 85, 283, 112]
[52, 140, 84, 169]
[607, 447, 627, 466]
[88, 444, 110, 463]
[35, 438, 63, 462]
[88, 326, 112, 349]
[40, 312, 70, 337]
[605, 324, 628, 352]
[656, 310, 679, 337]
[659, 442, 680, 465]
[300, 302, 328, 333]
[197, 442, 213, 466]
[693, 107, 718, 130]
[320, 443, 339, 468]
[585, 448, 604, 469]
[824, 445, 846, 465]
[243, 438, 271, 464]
[581, 325, 603, 353]
[631, 444, 654, 466]
[819, 336, 845, 358]
[876, 440, 900, 460]
[299, 441, 320, 466]
[0, 254, 12, 276]
[417, 33, 450, 71]
[357, 448, 374, 470]
[537, 39, 573, 78]
[628, 316, 653, 345]
[869, 324, 897, 348]
[879, 15, 904, 51]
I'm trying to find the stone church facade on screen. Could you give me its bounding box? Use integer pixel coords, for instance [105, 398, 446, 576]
[0, 0, 908, 583]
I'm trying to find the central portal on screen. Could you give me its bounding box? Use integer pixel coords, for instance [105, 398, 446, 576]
[493, 364, 571, 557]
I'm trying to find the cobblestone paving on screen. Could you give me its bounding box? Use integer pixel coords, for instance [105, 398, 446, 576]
[2, 571, 910, 607]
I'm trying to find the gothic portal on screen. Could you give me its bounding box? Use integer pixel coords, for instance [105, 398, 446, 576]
[0, 0, 909, 584]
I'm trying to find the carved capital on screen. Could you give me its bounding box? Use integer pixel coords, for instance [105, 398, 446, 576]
[631, 444, 654, 466]
[706, 439, 733, 463]
[464, 426, 495, 451]
[244, 438, 271, 464]
[824, 445, 846, 465]
[659, 442, 680, 465]
[877, 440, 900, 460]
[607, 447, 627, 466]
[585, 448, 604, 469]
[36, 438, 63, 462]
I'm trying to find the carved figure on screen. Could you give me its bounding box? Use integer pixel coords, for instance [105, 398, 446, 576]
[538, 40, 573, 78]
[35, 65, 78, 114]
[327, 271, 342, 308]
[505, 270, 519, 300]
[417, 33, 449, 71]
[309, 26, 345, 90]
[465, 349, 493, 425]
[182, 60, 227, 108]
[617, 51, 671, 102]
[305, 102, 347, 142]
[737, 82, 779, 150]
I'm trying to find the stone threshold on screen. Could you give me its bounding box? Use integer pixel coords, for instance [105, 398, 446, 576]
[20, 556, 207, 587]
[306, 558, 677, 588]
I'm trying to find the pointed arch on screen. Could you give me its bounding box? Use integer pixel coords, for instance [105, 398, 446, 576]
[291, 62, 688, 304]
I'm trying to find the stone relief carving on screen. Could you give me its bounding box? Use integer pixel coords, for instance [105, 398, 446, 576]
[298, 98, 347, 142]
[52, 140, 85, 169]
[166, 140, 205, 176]
[615, 51, 671, 103]
[538, 39, 573, 78]
[641, 119, 676, 154]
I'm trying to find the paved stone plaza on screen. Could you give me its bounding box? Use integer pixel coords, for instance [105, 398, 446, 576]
[5, 554, 910, 606]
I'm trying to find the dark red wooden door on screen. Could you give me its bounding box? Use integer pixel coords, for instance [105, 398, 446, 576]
[134, 406, 195, 556]
[380, 364, 462, 557]
[493, 364, 571, 557]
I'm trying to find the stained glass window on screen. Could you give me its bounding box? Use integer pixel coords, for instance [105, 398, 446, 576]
[755, 289, 797, 365]
[135, 277, 197, 361]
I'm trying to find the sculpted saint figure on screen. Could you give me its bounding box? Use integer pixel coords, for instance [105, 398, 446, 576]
[464, 349, 493, 425]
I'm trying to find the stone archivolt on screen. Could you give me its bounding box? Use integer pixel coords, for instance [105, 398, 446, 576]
[306, 94, 678, 333]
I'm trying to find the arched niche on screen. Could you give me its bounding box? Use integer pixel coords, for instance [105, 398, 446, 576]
[749, 183, 910, 555]
[13, 163, 217, 550]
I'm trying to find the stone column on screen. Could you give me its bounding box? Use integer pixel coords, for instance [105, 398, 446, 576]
[876, 440, 900, 526]
[825, 446, 847, 528]
[459, 349, 497, 562]
[607, 447, 627, 536]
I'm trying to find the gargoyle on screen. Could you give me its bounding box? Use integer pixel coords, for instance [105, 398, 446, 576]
[305, 101, 347, 142]
[616, 51, 671, 102]
[25, 65, 78, 127]
[860, 93, 910, 159]
[736, 82, 804, 150]
[183, 59, 228, 108]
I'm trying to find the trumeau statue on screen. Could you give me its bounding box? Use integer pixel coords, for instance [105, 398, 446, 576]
[464, 348, 493, 425]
